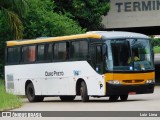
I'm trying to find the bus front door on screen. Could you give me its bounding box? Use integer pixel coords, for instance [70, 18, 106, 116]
[90, 44, 104, 74]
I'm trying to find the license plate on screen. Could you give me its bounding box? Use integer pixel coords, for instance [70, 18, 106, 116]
[129, 92, 136, 95]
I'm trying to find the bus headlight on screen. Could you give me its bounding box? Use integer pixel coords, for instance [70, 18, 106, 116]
[146, 79, 154, 84]
[107, 80, 121, 84]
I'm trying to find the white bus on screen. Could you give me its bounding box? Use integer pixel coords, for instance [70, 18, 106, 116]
[5, 31, 155, 102]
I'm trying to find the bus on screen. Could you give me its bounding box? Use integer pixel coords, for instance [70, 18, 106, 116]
[5, 31, 155, 102]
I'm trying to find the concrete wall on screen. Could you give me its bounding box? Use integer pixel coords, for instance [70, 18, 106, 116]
[102, 0, 160, 28]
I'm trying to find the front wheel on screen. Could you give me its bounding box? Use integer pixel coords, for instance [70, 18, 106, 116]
[109, 95, 119, 102]
[59, 96, 76, 101]
[80, 81, 89, 102]
[26, 83, 44, 102]
[120, 95, 128, 101]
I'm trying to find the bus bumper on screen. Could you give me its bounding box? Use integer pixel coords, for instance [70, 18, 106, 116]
[106, 83, 155, 95]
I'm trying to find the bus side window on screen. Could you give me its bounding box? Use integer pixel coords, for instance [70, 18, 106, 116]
[7, 47, 20, 64]
[71, 41, 79, 59]
[37, 44, 52, 62]
[89, 45, 96, 69]
[53, 43, 58, 60]
[29, 46, 36, 62]
[45, 44, 52, 61]
[66, 42, 70, 59]
[22, 45, 36, 63]
[79, 40, 88, 58]
[70, 40, 88, 59]
[96, 46, 103, 64]
[96, 45, 104, 74]
[53, 42, 67, 60]
[37, 44, 45, 61]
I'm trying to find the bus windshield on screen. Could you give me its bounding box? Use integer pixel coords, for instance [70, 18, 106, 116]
[105, 38, 154, 71]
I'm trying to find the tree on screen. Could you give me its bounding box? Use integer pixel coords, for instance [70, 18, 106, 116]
[0, 0, 27, 39]
[23, 0, 85, 39]
[54, 0, 110, 31]
[0, 0, 27, 78]
[0, 0, 109, 78]
[0, 0, 85, 78]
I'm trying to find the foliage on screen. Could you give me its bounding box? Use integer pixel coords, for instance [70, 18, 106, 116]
[151, 38, 160, 47]
[0, 0, 27, 39]
[0, 63, 4, 78]
[0, 12, 12, 78]
[23, 0, 85, 39]
[0, 0, 85, 78]
[154, 46, 160, 53]
[54, 0, 110, 31]
[151, 38, 160, 53]
[0, 80, 22, 111]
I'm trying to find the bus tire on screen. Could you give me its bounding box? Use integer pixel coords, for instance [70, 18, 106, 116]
[120, 95, 128, 101]
[36, 96, 44, 102]
[80, 81, 89, 102]
[59, 96, 76, 101]
[109, 95, 119, 102]
[26, 83, 44, 102]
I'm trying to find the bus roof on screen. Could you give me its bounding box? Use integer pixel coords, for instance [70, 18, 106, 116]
[87, 31, 149, 39]
[6, 33, 101, 46]
[6, 31, 149, 46]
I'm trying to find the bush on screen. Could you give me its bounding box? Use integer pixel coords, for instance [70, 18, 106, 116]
[0, 80, 22, 111]
[0, 63, 4, 78]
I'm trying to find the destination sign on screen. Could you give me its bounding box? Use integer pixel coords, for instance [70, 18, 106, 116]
[102, 0, 160, 28]
[115, 0, 160, 12]
[45, 71, 64, 77]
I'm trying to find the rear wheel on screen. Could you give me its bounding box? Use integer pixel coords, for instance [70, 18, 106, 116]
[109, 95, 119, 102]
[80, 81, 89, 102]
[120, 95, 128, 101]
[59, 96, 76, 101]
[26, 83, 44, 102]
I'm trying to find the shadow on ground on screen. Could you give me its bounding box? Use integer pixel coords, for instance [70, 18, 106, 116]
[42, 99, 148, 103]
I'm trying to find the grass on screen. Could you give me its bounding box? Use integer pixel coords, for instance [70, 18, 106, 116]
[154, 46, 160, 54]
[0, 80, 22, 111]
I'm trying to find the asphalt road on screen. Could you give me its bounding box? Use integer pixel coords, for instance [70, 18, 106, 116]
[13, 86, 160, 112]
[7, 86, 159, 120]
[155, 54, 160, 64]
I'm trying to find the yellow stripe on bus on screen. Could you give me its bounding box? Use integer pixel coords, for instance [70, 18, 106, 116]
[7, 33, 102, 46]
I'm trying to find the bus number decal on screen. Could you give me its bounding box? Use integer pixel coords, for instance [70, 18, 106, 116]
[73, 70, 81, 76]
